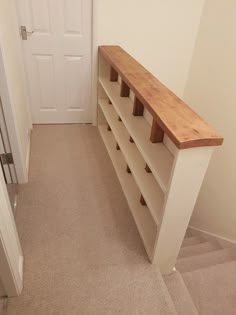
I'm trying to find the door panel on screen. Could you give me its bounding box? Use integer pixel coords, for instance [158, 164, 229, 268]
[30, 0, 51, 33]
[64, 56, 83, 111]
[17, 0, 92, 124]
[64, 0, 83, 34]
[34, 54, 57, 111]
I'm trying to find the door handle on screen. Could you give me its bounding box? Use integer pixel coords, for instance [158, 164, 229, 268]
[21, 26, 34, 40]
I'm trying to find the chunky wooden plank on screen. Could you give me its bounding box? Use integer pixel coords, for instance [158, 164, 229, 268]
[110, 66, 118, 82]
[120, 80, 130, 97]
[133, 97, 144, 116]
[150, 120, 164, 143]
[126, 165, 131, 174]
[99, 46, 224, 149]
[140, 195, 147, 206]
[145, 164, 152, 173]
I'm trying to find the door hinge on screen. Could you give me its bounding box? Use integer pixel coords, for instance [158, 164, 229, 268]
[0, 153, 14, 165]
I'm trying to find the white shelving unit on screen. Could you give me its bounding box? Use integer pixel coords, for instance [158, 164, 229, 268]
[99, 98, 164, 225]
[99, 76, 173, 192]
[97, 46, 223, 274]
[98, 124, 157, 259]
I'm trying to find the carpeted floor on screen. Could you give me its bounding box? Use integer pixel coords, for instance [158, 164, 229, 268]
[6, 125, 236, 314]
[0, 299, 3, 315]
[183, 261, 236, 315]
[7, 125, 176, 315]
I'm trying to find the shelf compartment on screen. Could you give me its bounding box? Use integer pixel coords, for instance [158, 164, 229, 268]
[99, 76, 173, 192]
[98, 99, 164, 225]
[98, 124, 157, 260]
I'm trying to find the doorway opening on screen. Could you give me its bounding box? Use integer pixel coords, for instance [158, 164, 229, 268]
[17, 0, 92, 124]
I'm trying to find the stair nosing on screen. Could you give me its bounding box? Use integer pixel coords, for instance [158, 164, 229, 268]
[164, 271, 199, 315]
[179, 241, 219, 259]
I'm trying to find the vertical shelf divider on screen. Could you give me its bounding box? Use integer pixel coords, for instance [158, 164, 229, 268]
[133, 97, 144, 116]
[150, 119, 164, 143]
[120, 80, 130, 97]
[110, 66, 118, 82]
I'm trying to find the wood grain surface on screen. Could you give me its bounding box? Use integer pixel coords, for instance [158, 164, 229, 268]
[99, 45, 224, 149]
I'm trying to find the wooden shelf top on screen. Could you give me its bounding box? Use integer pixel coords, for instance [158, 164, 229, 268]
[99, 45, 224, 149]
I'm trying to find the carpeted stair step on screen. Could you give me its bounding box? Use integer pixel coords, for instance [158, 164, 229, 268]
[178, 241, 220, 259]
[176, 247, 236, 273]
[182, 236, 205, 248]
[164, 271, 198, 315]
[182, 261, 236, 315]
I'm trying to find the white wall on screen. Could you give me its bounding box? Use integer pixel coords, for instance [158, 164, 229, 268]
[0, 0, 32, 183]
[94, 0, 205, 97]
[184, 0, 236, 241]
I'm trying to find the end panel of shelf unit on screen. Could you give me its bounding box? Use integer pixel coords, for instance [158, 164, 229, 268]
[98, 124, 157, 260]
[99, 76, 174, 192]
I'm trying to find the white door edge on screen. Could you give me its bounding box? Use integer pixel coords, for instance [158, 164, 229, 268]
[91, 0, 99, 126]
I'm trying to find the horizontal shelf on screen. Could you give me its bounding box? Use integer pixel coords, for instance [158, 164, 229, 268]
[98, 124, 157, 260]
[99, 76, 173, 192]
[98, 100, 164, 225]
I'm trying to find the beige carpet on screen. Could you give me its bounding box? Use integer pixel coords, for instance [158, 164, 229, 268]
[174, 230, 236, 315]
[0, 299, 3, 315]
[183, 261, 236, 315]
[0, 297, 7, 315]
[7, 125, 176, 315]
[6, 125, 236, 314]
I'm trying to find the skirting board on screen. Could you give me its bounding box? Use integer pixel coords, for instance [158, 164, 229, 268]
[189, 225, 236, 248]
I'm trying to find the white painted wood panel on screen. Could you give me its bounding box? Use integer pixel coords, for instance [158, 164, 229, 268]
[99, 78, 174, 192]
[153, 147, 214, 274]
[34, 55, 56, 110]
[64, 56, 83, 111]
[99, 99, 164, 224]
[98, 124, 157, 259]
[64, 0, 83, 34]
[30, 0, 51, 33]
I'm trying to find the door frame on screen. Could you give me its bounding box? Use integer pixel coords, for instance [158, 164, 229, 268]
[91, 0, 98, 125]
[16, 0, 94, 125]
[15, 0, 97, 125]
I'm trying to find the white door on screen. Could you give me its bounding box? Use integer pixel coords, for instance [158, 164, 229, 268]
[17, 0, 92, 124]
